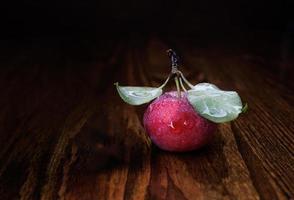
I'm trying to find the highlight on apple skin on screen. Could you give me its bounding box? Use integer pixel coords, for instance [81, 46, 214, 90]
[143, 91, 217, 152]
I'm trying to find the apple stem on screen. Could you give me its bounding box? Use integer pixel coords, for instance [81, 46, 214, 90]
[179, 71, 194, 89]
[167, 49, 182, 97]
[174, 75, 181, 98]
[179, 77, 187, 92]
[159, 74, 171, 89]
[167, 49, 180, 74]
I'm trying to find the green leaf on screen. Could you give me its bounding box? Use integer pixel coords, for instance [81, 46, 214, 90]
[187, 83, 243, 123]
[114, 82, 162, 105]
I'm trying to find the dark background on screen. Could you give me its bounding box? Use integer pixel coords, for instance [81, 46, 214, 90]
[0, 0, 293, 86]
[0, 0, 292, 36]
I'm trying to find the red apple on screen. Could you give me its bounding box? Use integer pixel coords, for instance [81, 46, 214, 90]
[143, 91, 217, 152]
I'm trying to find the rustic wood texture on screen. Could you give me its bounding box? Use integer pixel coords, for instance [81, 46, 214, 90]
[0, 36, 293, 200]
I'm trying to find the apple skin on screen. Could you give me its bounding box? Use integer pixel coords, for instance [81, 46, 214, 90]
[143, 91, 217, 152]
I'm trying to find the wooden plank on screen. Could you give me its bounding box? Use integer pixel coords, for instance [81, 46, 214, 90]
[0, 36, 293, 200]
[60, 38, 259, 200]
[0, 39, 123, 200]
[173, 39, 294, 199]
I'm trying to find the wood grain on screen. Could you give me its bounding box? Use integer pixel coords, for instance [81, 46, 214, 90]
[0, 36, 293, 200]
[173, 40, 294, 199]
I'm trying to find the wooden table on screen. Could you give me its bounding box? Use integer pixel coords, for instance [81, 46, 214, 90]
[0, 35, 293, 200]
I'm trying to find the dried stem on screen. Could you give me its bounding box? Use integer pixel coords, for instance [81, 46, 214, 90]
[179, 77, 187, 92]
[174, 75, 181, 98]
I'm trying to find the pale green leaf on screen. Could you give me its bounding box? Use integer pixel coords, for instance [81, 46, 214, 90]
[115, 82, 162, 105]
[187, 83, 243, 123]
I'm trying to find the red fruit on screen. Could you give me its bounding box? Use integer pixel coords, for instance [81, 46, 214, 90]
[143, 91, 217, 152]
